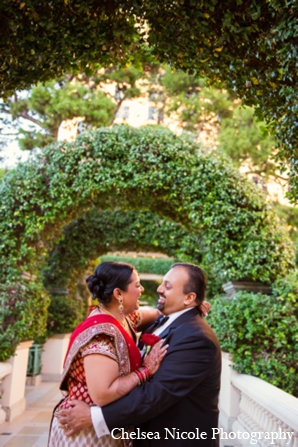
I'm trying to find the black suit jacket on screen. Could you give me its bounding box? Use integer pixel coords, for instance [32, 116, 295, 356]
[102, 307, 221, 446]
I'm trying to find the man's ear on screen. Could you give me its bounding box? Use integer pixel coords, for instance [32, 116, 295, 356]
[184, 292, 197, 306]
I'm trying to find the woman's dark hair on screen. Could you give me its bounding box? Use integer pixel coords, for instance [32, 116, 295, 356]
[86, 261, 135, 303]
[171, 262, 206, 305]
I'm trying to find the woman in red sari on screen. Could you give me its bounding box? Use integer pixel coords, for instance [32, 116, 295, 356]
[48, 261, 167, 447]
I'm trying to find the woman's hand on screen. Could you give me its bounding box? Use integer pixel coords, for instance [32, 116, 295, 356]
[142, 339, 168, 375]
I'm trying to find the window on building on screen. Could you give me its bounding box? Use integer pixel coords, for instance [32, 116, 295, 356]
[122, 106, 129, 119]
[148, 107, 164, 123]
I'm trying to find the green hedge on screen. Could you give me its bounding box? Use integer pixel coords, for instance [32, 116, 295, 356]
[0, 125, 295, 360]
[100, 255, 174, 275]
[208, 271, 298, 397]
[0, 276, 50, 360]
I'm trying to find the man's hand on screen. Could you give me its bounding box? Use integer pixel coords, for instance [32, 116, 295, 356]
[58, 400, 92, 436]
[199, 301, 211, 317]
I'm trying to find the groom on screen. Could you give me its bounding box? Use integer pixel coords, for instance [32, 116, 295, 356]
[59, 262, 221, 446]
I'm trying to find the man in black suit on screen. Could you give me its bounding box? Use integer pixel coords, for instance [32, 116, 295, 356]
[60, 263, 221, 446]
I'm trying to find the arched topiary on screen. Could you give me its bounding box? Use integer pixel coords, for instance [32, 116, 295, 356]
[43, 209, 203, 289]
[43, 208, 213, 337]
[0, 125, 295, 360]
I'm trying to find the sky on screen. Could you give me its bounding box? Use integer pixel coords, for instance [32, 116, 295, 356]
[0, 140, 31, 168]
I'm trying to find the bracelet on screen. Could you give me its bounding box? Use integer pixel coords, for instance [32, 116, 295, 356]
[134, 366, 151, 385]
[133, 371, 142, 386]
[141, 366, 151, 380]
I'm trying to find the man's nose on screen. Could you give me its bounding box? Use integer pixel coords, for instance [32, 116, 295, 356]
[157, 284, 163, 293]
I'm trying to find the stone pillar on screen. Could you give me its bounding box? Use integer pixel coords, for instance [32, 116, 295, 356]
[0, 363, 12, 425]
[1, 340, 33, 421]
[41, 333, 71, 382]
[219, 352, 241, 432]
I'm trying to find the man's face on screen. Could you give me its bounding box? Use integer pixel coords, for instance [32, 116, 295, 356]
[157, 267, 191, 315]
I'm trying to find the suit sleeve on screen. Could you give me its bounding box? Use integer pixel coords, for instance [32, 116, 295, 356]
[102, 328, 218, 429]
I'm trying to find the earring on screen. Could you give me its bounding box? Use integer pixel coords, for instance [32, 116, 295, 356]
[118, 297, 124, 313]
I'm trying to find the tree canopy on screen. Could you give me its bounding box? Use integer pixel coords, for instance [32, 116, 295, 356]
[1, 65, 281, 186]
[1, 0, 298, 200]
[0, 66, 146, 149]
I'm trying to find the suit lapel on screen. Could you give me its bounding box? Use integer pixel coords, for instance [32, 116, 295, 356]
[158, 307, 200, 338]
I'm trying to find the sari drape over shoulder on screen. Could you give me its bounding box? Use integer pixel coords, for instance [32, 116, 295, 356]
[48, 311, 142, 447]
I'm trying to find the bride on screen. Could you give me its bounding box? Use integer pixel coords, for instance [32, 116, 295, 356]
[48, 261, 167, 447]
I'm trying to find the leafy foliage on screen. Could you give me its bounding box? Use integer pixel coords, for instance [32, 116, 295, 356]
[100, 255, 174, 276]
[208, 271, 298, 396]
[273, 203, 298, 247]
[46, 293, 88, 338]
[0, 67, 147, 150]
[0, 125, 295, 360]
[1, 0, 298, 200]
[0, 276, 50, 359]
[218, 106, 277, 178]
[43, 208, 222, 312]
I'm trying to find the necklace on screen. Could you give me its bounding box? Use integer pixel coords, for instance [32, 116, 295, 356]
[99, 304, 130, 332]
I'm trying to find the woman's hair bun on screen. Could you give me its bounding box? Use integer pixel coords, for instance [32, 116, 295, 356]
[86, 262, 135, 304]
[86, 274, 106, 299]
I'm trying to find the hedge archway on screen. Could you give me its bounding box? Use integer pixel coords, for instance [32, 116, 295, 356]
[44, 208, 205, 337]
[0, 125, 295, 360]
[44, 209, 203, 289]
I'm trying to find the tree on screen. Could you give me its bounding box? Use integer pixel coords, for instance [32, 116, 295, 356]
[148, 67, 280, 182]
[0, 66, 148, 150]
[1, 0, 297, 201]
[1, 64, 279, 182]
[218, 105, 277, 179]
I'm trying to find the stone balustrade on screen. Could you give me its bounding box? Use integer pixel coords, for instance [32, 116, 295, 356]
[219, 352, 298, 447]
[0, 341, 33, 421]
[232, 374, 298, 447]
[0, 362, 12, 424]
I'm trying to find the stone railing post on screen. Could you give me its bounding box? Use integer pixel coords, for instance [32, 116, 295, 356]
[0, 363, 12, 425]
[41, 333, 71, 382]
[219, 352, 241, 432]
[1, 340, 33, 421]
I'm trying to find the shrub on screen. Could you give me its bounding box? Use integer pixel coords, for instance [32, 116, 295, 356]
[100, 255, 174, 275]
[46, 294, 88, 337]
[208, 271, 298, 396]
[0, 277, 50, 361]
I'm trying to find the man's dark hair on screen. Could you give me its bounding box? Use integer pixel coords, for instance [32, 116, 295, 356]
[171, 262, 206, 305]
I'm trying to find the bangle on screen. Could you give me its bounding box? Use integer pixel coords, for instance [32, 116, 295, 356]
[135, 369, 144, 383]
[134, 366, 151, 384]
[141, 366, 151, 379]
[133, 371, 141, 386]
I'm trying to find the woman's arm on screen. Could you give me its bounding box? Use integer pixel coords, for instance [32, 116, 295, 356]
[84, 339, 167, 407]
[138, 306, 161, 331]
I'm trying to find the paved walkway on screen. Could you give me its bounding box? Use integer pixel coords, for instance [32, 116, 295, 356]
[0, 381, 61, 447]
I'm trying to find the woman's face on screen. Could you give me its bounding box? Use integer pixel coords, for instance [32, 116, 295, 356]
[120, 269, 144, 315]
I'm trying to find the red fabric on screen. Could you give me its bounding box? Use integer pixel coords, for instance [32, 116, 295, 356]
[64, 314, 142, 372]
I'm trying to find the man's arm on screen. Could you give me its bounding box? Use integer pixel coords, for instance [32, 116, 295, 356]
[103, 330, 218, 430]
[59, 328, 219, 434]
